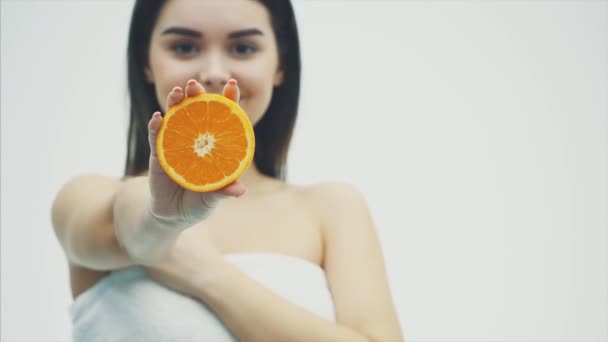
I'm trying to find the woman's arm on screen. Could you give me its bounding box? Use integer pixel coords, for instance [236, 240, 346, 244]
[197, 258, 374, 342]
[52, 81, 244, 271]
[51, 175, 184, 270]
[318, 182, 404, 341]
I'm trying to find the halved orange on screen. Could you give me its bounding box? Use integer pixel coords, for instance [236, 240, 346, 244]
[156, 93, 255, 192]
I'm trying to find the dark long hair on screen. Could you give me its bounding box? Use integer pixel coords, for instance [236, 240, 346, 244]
[124, 0, 301, 180]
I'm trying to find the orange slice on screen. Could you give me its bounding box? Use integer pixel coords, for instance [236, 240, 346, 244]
[156, 93, 255, 192]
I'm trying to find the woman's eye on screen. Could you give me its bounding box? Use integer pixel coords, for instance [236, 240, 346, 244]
[171, 42, 198, 56]
[231, 43, 256, 56]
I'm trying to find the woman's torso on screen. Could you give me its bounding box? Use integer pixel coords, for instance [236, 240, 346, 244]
[69, 180, 332, 340]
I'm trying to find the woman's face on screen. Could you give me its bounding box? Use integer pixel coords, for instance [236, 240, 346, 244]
[146, 0, 283, 125]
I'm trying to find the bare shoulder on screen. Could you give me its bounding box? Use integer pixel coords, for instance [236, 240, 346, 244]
[294, 181, 369, 220]
[290, 181, 373, 250]
[305, 181, 364, 197]
[52, 175, 122, 226]
[54, 174, 122, 199]
[52, 174, 121, 215]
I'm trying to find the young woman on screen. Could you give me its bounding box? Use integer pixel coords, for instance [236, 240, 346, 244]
[52, 0, 404, 341]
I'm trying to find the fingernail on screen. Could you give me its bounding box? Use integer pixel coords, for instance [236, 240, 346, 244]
[187, 79, 197, 86]
[172, 87, 182, 93]
[228, 79, 237, 86]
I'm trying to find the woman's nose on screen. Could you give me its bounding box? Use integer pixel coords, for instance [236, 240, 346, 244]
[199, 53, 230, 92]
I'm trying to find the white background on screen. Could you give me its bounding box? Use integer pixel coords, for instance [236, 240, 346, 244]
[1, 0, 606, 341]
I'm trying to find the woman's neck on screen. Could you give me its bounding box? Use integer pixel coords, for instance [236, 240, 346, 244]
[236, 164, 284, 196]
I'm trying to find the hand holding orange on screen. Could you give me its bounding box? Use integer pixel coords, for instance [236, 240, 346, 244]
[156, 80, 255, 192]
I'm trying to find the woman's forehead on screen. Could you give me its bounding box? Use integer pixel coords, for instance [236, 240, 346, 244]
[155, 0, 273, 35]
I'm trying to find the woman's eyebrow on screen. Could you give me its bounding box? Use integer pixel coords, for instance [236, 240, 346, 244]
[227, 28, 263, 39]
[161, 27, 201, 38]
[161, 27, 263, 39]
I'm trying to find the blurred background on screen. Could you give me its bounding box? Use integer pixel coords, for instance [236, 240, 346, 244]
[1, 0, 606, 341]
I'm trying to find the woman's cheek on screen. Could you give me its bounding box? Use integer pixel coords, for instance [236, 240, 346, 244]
[244, 91, 271, 125]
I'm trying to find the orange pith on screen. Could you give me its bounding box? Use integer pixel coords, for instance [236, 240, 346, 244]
[156, 93, 255, 192]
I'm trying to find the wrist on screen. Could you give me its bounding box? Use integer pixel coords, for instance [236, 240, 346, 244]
[147, 201, 191, 231]
[148, 191, 221, 229]
[113, 179, 185, 265]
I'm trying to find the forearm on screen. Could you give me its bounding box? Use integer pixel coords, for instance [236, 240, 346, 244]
[195, 259, 372, 342]
[113, 177, 184, 265]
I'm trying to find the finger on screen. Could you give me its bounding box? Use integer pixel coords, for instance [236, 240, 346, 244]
[166, 86, 184, 112]
[222, 79, 240, 103]
[217, 181, 247, 198]
[147, 112, 163, 158]
[185, 79, 205, 98]
[166, 87, 184, 110]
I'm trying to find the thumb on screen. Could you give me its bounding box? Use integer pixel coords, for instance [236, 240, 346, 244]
[148, 112, 167, 177]
[148, 112, 162, 158]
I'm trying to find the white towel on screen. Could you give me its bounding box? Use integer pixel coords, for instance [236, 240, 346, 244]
[70, 253, 335, 341]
